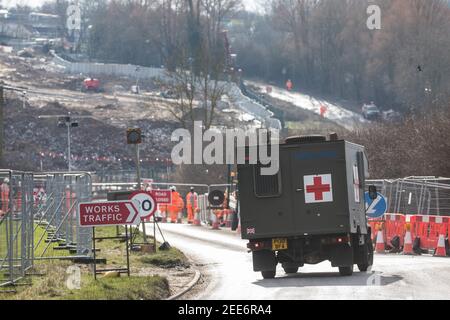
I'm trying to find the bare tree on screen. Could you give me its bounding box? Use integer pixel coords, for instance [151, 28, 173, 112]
[158, 0, 241, 130]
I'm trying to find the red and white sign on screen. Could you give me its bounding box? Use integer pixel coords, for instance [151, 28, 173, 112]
[304, 174, 333, 203]
[150, 190, 172, 204]
[130, 192, 157, 220]
[129, 190, 172, 221]
[79, 201, 140, 227]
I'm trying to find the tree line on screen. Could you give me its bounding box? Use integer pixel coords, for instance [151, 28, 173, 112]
[19, 0, 450, 112]
[235, 0, 450, 112]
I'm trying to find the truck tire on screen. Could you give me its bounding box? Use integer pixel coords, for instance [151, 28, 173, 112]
[358, 237, 374, 272]
[283, 266, 299, 274]
[339, 266, 353, 276]
[261, 270, 276, 279]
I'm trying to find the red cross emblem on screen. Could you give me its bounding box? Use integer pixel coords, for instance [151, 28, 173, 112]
[304, 174, 333, 203]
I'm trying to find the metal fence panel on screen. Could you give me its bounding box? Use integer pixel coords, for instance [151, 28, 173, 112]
[33, 172, 92, 258]
[0, 170, 34, 289]
[367, 177, 450, 216]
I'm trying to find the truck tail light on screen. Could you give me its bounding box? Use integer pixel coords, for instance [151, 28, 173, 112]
[247, 241, 267, 251]
[322, 236, 350, 245]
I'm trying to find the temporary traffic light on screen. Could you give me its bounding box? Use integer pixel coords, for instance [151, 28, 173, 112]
[127, 128, 142, 144]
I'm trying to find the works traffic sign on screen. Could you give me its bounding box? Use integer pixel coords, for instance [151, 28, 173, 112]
[79, 201, 140, 227]
[365, 192, 388, 218]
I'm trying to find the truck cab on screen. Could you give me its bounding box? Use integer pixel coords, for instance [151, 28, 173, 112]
[237, 134, 375, 279]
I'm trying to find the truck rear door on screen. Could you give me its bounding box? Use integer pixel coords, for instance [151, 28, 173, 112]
[238, 156, 296, 239]
[288, 143, 350, 234]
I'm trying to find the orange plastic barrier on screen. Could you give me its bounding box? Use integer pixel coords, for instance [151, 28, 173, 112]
[369, 213, 406, 248]
[409, 215, 449, 251]
[369, 213, 406, 246]
[369, 214, 449, 254]
[368, 219, 379, 241]
[384, 213, 406, 247]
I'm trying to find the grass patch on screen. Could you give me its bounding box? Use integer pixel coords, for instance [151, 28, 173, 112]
[0, 219, 67, 262]
[140, 247, 188, 268]
[34, 224, 70, 258]
[0, 226, 186, 300]
[1, 262, 170, 300]
[65, 275, 169, 300]
[94, 226, 189, 269]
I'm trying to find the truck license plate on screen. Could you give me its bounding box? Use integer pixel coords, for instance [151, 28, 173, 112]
[272, 238, 288, 250]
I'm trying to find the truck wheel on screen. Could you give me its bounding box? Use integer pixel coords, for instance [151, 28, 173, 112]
[261, 270, 276, 279]
[358, 264, 369, 272]
[358, 235, 374, 272]
[339, 266, 353, 276]
[282, 266, 299, 274]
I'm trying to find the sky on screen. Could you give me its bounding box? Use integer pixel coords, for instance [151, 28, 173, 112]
[2, 0, 265, 12]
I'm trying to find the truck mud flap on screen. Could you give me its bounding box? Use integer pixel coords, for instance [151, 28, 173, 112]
[252, 250, 277, 272]
[330, 244, 353, 267]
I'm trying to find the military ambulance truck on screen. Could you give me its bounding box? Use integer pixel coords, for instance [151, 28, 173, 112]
[237, 135, 376, 279]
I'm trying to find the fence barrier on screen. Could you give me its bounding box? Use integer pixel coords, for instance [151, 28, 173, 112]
[367, 177, 450, 216]
[0, 170, 34, 289]
[409, 215, 449, 252]
[369, 213, 449, 255]
[33, 172, 92, 258]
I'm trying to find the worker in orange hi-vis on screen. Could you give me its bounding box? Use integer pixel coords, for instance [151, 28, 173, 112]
[212, 191, 227, 227]
[176, 190, 185, 224]
[186, 187, 199, 224]
[168, 186, 179, 223]
[168, 186, 184, 223]
[286, 79, 293, 91]
[0, 178, 10, 218]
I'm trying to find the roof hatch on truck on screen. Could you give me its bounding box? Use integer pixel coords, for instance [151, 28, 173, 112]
[285, 135, 327, 144]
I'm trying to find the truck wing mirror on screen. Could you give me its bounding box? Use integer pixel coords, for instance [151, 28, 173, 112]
[368, 186, 378, 200]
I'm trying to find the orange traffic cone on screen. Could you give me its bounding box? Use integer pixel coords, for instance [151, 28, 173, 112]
[193, 210, 201, 226]
[211, 213, 220, 230]
[403, 230, 413, 255]
[435, 234, 447, 257]
[375, 230, 385, 253]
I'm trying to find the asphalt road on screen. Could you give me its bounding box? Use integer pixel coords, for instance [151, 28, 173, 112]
[149, 223, 450, 300]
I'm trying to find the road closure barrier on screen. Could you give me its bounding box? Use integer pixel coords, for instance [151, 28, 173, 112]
[408, 215, 449, 252]
[369, 213, 449, 256]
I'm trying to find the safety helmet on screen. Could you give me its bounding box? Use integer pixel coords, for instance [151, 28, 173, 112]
[170, 186, 177, 192]
[3, 178, 9, 184]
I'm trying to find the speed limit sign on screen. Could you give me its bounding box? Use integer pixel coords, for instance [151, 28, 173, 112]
[130, 191, 157, 219]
